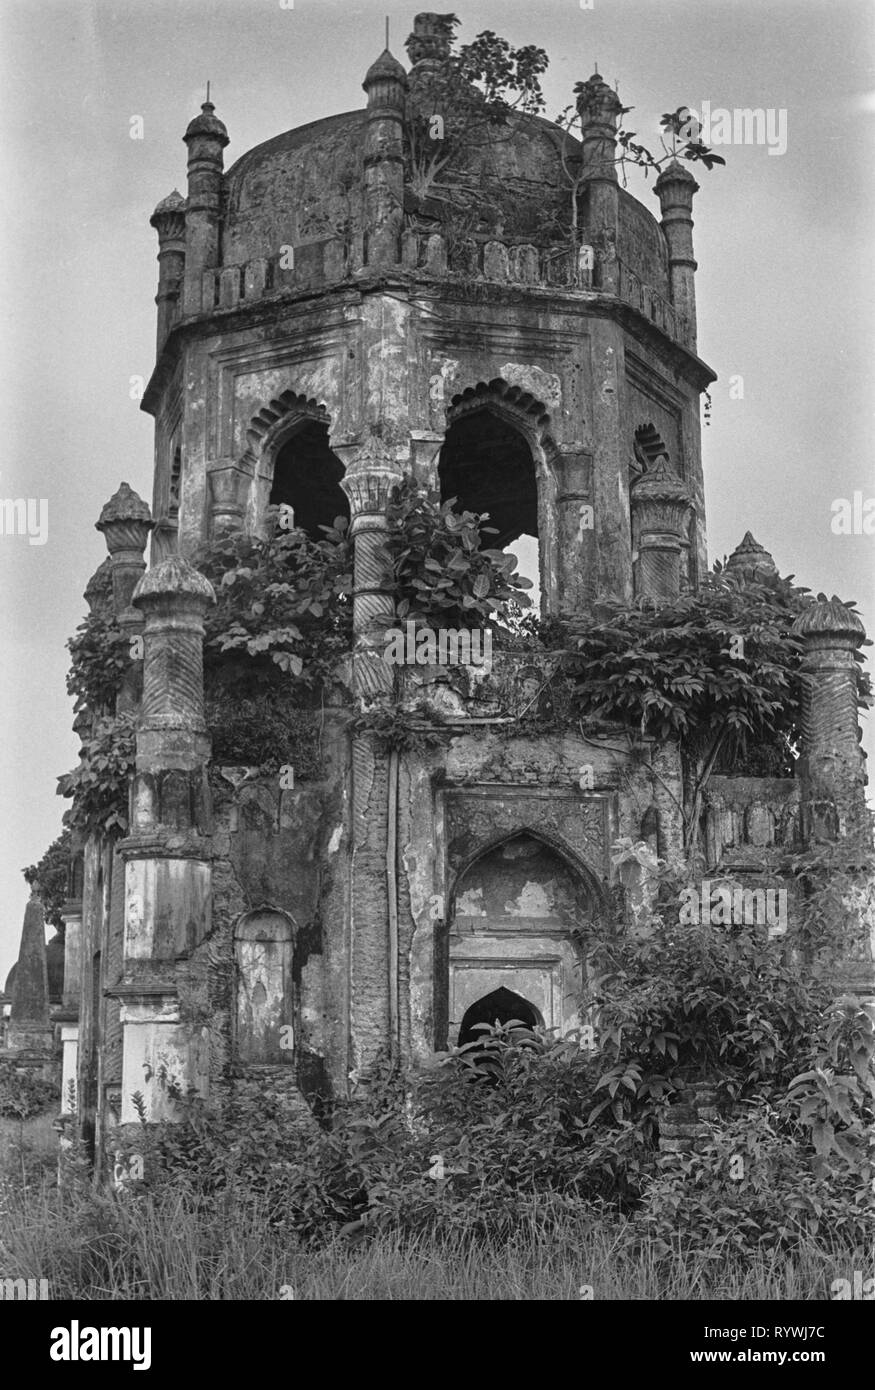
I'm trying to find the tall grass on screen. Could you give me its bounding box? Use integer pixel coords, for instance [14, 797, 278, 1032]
[0, 1144, 851, 1301]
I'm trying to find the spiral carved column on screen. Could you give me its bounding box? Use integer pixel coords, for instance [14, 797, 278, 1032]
[339, 453, 403, 1073]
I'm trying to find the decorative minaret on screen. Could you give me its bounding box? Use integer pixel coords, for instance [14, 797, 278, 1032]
[150, 190, 186, 352]
[361, 49, 407, 269]
[96, 483, 154, 713]
[792, 597, 869, 839]
[576, 71, 624, 294]
[115, 557, 215, 1124]
[182, 100, 229, 315]
[793, 597, 873, 997]
[630, 454, 692, 600]
[654, 160, 700, 352]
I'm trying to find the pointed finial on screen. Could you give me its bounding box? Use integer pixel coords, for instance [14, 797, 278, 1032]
[385, 15, 389, 48]
[206, 80, 210, 104]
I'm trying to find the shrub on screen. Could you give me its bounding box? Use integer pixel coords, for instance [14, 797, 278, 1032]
[57, 712, 136, 837]
[0, 1061, 60, 1121]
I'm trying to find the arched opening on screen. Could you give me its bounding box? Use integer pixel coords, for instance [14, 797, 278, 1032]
[457, 986, 543, 1047]
[632, 423, 671, 480]
[439, 408, 540, 610]
[234, 909, 296, 1065]
[441, 832, 592, 1049]
[269, 419, 350, 539]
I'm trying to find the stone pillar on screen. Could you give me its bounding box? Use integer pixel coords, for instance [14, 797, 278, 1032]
[149, 190, 186, 353]
[8, 894, 53, 1071]
[340, 451, 403, 701]
[590, 318, 633, 602]
[337, 449, 404, 1074]
[630, 456, 692, 601]
[208, 465, 248, 537]
[182, 102, 228, 315]
[57, 893, 82, 1117]
[96, 483, 154, 713]
[114, 557, 215, 1123]
[361, 50, 407, 269]
[576, 72, 623, 294]
[555, 448, 596, 614]
[654, 161, 699, 352]
[793, 598, 872, 997]
[793, 598, 868, 837]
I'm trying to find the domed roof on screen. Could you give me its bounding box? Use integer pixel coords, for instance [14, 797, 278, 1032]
[792, 596, 867, 640]
[151, 188, 186, 218]
[185, 101, 229, 144]
[222, 101, 668, 293]
[3, 961, 15, 998]
[363, 48, 407, 87]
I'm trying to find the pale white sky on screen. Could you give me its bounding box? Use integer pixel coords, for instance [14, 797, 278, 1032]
[1, 0, 873, 979]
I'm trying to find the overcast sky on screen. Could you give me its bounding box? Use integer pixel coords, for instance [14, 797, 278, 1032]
[1, 0, 873, 980]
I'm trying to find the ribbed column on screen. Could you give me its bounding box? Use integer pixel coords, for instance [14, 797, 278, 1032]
[654, 161, 700, 352]
[361, 50, 407, 269]
[96, 483, 154, 713]
[149, 190, 186, 352]
[793, 598, 868, 837]
[793, 598, 872, 996]
[338, 453, 403, 1073]
[576, 71, 623, 293]
[340, 460, 402, 700]
[113, 557, 216, 1124]
[182, 102, 228, 314]
[630, 456, 692, 600]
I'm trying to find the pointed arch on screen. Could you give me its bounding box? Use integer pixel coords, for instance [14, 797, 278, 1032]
[233, 906, 297, 1065]
[439, 829, 598, 1051]
[449, 825, 606, 913]
[441, 378, 561, 616]
[238, 390, 348, 537]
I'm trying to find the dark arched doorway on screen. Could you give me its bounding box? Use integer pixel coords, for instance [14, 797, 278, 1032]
[439, 407, 540, 610]
[457, 986, 543, 1047]
[269, 419, 349, 538]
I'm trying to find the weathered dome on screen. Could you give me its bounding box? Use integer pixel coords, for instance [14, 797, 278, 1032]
[222, 103, 669, 291]
[151, 188, 186, 218]
[793, 596, 867, 641]
[363, 48, 408, 87]
[184, 101, 229, 145]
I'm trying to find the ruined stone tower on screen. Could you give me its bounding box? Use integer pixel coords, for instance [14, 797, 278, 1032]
[40, 13, 868, 1159]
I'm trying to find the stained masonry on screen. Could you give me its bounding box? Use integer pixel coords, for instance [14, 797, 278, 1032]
[2, 13, 871, 1171]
